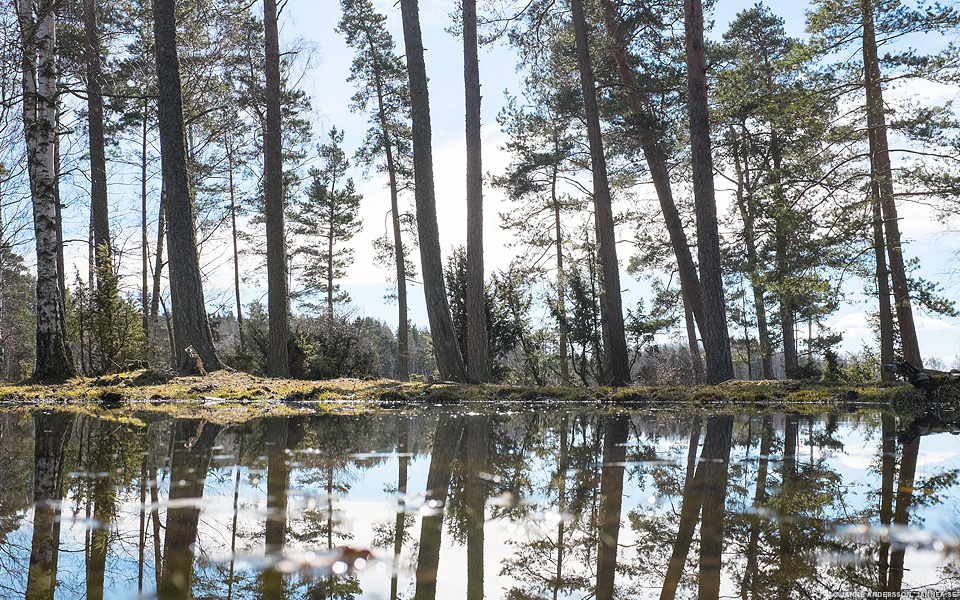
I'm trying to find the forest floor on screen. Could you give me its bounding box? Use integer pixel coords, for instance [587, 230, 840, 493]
[0, 368, 956, 423]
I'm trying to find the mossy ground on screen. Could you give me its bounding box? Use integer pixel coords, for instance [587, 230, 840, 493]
[0, 368, 947, 423]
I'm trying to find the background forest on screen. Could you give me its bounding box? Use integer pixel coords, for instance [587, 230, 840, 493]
[2, 0, 960, 385]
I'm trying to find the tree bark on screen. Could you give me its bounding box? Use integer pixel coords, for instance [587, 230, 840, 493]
[683, 0, 734, 383]
[570, 0, 630, 386]
[19, 0, 75, 381]
[463, 0, 492, 382]
[153, 0, 220, 374]
[399, 0, 468, 382]
[861, 0, 921, 367]
[263, 0, 290, 376]
[83, 0, 111, 278]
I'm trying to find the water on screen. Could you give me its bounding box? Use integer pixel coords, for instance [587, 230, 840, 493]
[1, 405, 959, 599]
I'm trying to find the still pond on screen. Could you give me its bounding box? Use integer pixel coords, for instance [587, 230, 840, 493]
[1, 404, 959, 599]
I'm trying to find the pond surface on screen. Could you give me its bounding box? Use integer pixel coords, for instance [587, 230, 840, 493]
[1, 405, 959, 599]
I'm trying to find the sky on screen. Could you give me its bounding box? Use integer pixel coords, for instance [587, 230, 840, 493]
[266, 0, 960, 366]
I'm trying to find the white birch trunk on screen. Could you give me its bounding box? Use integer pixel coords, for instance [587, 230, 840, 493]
[19, 0, 75, 380]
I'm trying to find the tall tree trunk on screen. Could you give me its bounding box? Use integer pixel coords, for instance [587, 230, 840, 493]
[368, 42, 409, 380]
[19, 0, 75, 381]
[141, 102, 150, 343]
[683, 0, 734, 384]
[463, 0, 492, 382]
[399, 0, 468, 382]
[729, 123, 773, 379]
[770, 129, 799, 379]
[150, 189, 166, 346]
[263, 0, 290, 377]
[328, 205, 335, 327]
[227, 145, 246, 353]
[553, 165, 570, 383]
[596, 414, 628, 600]
[570, 0, 630, 386]
[872, 180, 894, 380]
[776, 224, 798, 377]
[152, 0, 220, 374]
[25, 412, 74, 600]
[83, 0, 111, 279]
[861, 0, 922, 369]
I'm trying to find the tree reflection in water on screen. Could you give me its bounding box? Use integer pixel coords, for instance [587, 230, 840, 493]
[1, 406, 958, 599]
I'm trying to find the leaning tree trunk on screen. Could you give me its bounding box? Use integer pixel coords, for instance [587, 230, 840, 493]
[683, 0, 734, 383]
[861, 0, 922, 368]
[152, 0, 220, 374]
[570, 0, 631, 386]
[19, 0, 75, 381]
[264, 0, 290, 377]
[399, 0, 468, 382]
[463, 0, 492, 382]
[598, 0, 707, 343]
[83, 0, 111, 277]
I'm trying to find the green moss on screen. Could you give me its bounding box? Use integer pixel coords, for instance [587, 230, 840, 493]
[0, 370, 953, 422]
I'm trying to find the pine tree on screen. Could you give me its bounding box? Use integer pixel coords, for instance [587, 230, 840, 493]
[570, 0, 630, 386]
[462, 0, 492, 382]
[808, 0, 960, 369]
[337, 0, 414, 380]
[683, 0, 734, 383]
[153, 0, 220, 374]
[263, 0, 290, 377]
[290, 128, 363, 324]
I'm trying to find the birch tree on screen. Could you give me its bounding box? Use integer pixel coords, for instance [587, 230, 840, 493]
[18, 0, 75, 380]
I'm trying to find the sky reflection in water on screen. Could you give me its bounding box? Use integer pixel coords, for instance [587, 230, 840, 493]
[1, 406, 959, 599]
